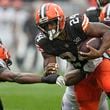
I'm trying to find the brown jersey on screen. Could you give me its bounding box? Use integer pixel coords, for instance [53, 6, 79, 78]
[35, 13, 89, 69]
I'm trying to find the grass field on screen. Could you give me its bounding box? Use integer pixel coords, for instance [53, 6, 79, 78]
[0, 83, 110, 110]
[0, 82, 66, 110]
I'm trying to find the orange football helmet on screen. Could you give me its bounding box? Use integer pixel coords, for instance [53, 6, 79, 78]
[99, 3, 110, 21]
[0, 40, 12, 66]
[35, 3, 65, 40]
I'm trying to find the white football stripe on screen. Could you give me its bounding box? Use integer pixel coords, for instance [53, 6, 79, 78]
[86, 38, 96, 45]
[41, 4, 46, 18]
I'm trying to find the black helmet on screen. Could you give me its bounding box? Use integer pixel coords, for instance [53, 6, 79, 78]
[97, 0, 110, 7]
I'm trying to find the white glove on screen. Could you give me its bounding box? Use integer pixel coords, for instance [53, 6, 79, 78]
[56, 76, 65, 87]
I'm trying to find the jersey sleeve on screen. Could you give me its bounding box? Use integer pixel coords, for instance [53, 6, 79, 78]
[69, 13, 89, 33]
[35, 32, 46, 52]
[81, 14, 89, 32]
[0, 59, 7, 73]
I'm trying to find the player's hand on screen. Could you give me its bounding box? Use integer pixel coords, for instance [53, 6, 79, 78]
[41, 74, 59, 84]
[56, 76, 65, 87]
[79, 45, 101, 59]
[44, 63, 58, 76]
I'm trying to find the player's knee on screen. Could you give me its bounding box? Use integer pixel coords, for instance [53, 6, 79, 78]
[62, 92, 79, 110]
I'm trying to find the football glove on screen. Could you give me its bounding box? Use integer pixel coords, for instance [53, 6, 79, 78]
[41, 74, 59, 84]
[56, 75, 65, 87]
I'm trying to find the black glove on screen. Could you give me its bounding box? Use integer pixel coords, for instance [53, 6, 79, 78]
[41, 74, 59, 84]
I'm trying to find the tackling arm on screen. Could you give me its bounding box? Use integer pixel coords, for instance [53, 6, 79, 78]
[42, 52, 58, 76]
[0, 69, 62, 84]
[0, 70, 42, 84]
[42, 52, 65, 86]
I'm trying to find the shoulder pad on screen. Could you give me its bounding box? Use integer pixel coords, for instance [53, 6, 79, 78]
[86, 7, 98, 11]
[86, 7, 100, 22]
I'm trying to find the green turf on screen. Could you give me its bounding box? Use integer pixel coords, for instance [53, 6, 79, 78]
[0, 83, 66, 110]
[1, 83, 110, 110]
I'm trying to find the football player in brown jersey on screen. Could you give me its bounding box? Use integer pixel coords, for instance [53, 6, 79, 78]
[35, 2, 110, 110]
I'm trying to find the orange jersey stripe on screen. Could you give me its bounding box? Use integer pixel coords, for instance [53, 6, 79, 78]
[82, 14, 89, 32]
[99, 4, 108, 21]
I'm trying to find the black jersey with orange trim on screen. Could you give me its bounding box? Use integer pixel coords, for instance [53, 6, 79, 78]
[35, 14, 89, 68]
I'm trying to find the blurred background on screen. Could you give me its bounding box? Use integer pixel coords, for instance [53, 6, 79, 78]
[0, 0, 96, 73]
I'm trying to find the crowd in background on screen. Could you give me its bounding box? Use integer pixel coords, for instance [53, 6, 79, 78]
[0, 0, 96, 73]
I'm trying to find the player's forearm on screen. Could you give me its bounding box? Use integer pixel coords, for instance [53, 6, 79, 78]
[13, 73, 42, 84]
[13, 73, 60, 84]
[99, 31, 110, 55]
[42, 53, 58, 76]
[64, 69, 85, 86]
[0, 70, 60, 84]
[43, 52, 56, 69]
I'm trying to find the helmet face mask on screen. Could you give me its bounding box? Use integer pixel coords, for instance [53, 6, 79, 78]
[36, 3, 65, 40]
[39, 18, 60, 40]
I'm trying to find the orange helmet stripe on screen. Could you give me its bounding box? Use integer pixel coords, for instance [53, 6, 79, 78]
[82, 14, 89, 32]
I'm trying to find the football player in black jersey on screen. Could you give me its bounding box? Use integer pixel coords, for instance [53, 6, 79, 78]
[0, 39, 64, 110]
[35, 2, 110, 110]
[86, 0, 110, 22]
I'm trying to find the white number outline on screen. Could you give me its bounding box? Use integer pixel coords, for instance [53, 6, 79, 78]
[69, 14, 80, 26]
[36, 33, 46, 42]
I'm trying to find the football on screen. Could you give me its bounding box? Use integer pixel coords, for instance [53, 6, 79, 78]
[78, 37, 102, 53]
